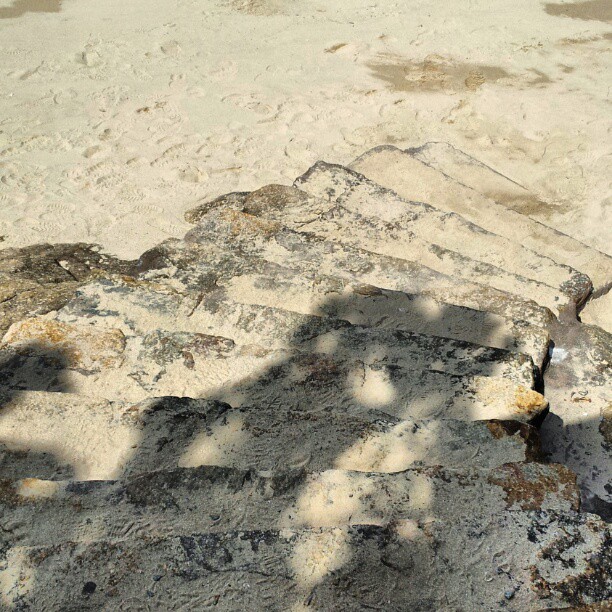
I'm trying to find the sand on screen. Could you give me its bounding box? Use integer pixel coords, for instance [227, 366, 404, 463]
[0, 0, 609, 259]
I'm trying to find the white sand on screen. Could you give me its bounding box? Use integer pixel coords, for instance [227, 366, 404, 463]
[0, 0, 610, 259]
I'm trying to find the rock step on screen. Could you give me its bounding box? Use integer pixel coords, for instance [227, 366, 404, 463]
[407, 142, 612, 284]
[2, 512, 609, 611]
[0, 242, 137, 337]
[193, 181, 581, 318]
[0, 462, 580, 549]
[293, 164, 591, 313]
[1, 303, 537, 406]
[0, 392, 541, 481]
[211, 352, 546, 423]
[0, 328, 545, 424]
[126, 239, 552, 368]
[350, 145, 612, 297]
[52, 281, 537, 382]
[180, 210, 555, 330]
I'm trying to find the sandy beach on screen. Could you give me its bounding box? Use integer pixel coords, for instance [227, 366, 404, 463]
[0, 0, 610, 260]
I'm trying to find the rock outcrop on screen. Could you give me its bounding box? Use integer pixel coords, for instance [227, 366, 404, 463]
[0, 144, 610, 609]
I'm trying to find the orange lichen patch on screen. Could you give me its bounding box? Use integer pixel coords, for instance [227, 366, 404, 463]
[3, 318, 125, 371]
[486, 420, 542, 460]
[488, 463, 579, 511]
[515, 385, 548, 415]
[218, 209, 282, 238]
[16, 478, 59, 500]
[242, 184, 309, 216]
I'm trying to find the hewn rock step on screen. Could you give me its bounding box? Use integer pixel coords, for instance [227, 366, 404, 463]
[407, 142, 612, 274]
[293, 164, 591, 314]
[350, 144, 612, 297]
[53, 282, 537, 381]
[212, 265, 551, 366]
[116, 240, 552, 367]
[1, 301, 536, 406]
[0, 334, 547, 427]
[0, 462, 580, 549]
[1, 512, 609, 611]
[181, 209, 555, 330]
[204, 181, 581, 317]
[0, 392, 541, 481]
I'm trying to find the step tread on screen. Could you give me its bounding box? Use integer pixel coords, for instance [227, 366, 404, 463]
[0, 462, 580, 549]
[293, 163, 591, 310]
[0, 391, 541, 481]
[1, 511, 608, 611]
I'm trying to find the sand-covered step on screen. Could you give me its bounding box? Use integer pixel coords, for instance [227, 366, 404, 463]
[114, 234, 552, 368]
[0, 392, 541, 481]
[350, 145, 612, 297]
[2, 512, 609, 611]
[212, 352, 546, 423]
[408, 142, 612, 272]
[44, 282, 538, 384]
[215, 269, 551, 368]
[0, 312, 539, 412]
[228, 182, 580, 317]
[0, 368, 548, 484]
[0, 462, 580, 549]
[181, 209, 555, 330]
[293, 166, 591, 313]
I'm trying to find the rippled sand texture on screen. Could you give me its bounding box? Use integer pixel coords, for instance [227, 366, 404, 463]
[0, 0, 610, 258]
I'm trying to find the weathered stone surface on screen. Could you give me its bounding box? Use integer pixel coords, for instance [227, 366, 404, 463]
[350, 145, 612, 297]
[87, 247, 552, 368]
[0, 150, 609, 609]
[293, 165, 591, 316]
[0, 463, 580, 549]
[2, 318, 126, 372]
[0, 391, 541, 481]
[540, 320, 612, 517]
[1, 513, 609, 611]
[0, 243, 135, 337]
[182, 209, 555, 329]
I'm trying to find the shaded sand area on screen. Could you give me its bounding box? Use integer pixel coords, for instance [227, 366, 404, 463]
[0, 0, 610, 259]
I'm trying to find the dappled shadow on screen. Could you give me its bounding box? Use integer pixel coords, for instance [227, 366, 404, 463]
[0, 226, 608, 607]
